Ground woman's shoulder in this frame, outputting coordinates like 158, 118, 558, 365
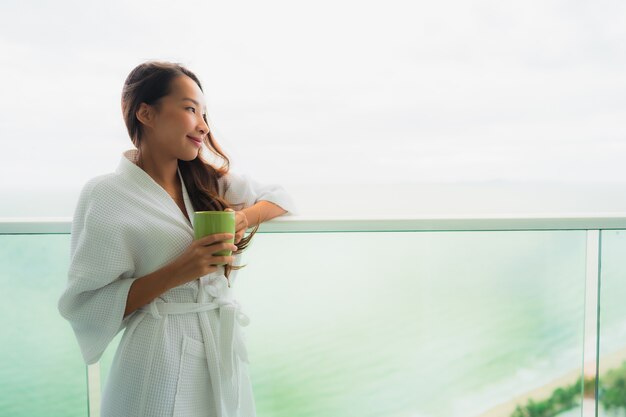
77, 172, 128, 208
71, 173, 139, 234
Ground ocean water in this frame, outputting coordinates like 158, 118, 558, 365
2, 229, 626, 416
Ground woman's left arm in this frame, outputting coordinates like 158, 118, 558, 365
242, 200, 287, 227
222, 171, 297, 244
227, 201, 287, 244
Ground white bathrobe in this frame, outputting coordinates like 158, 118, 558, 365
58, 149, 297, 417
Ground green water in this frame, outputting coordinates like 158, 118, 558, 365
2, 230, 626, 416
0, 234, 86, 417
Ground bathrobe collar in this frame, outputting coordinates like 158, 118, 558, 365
116, 148, 195, 231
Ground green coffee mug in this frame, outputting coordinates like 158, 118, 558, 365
193, 211, 236, 264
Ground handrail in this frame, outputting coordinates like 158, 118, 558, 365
2, 214, 626, 234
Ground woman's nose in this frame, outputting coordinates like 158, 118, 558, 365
198, 115, 210, 135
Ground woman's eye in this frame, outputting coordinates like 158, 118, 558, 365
186, 107, 196, 113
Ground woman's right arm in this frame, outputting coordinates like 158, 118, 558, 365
123, 233, 238, 317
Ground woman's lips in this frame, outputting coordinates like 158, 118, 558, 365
187, 135, 202, 146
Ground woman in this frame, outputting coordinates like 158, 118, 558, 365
58, 61, 297, 417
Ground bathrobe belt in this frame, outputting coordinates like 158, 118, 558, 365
139, 284, 250, 416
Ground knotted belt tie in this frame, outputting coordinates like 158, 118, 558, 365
140, 282, 250, 416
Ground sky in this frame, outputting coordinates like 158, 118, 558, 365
1, 0, 625, 216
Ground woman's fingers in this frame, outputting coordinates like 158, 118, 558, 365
199, 232, 233, 245
224, 208, 245, 244
211, 255, 235, 265
205, 241, 237, 253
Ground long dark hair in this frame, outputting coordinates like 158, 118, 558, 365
121, 60, 259, 279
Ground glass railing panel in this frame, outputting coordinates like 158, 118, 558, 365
598, 230, 626, 416
232, 231, 588, 417
0, 234, 86, 417
105, 230, 591, 417
2, 229, 589, 417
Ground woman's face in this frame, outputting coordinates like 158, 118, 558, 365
147, 75, 210, 161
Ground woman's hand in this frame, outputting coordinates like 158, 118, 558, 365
224, 208, 248, 244
124, 233, 237, 316
169, 233, 238, 286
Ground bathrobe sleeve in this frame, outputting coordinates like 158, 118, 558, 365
223, 171, 298, 215
58, 178, 136, 364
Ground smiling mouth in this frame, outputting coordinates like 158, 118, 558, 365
187, 135, 202, 144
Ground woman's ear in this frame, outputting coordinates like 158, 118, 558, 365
136, 103, 155, 128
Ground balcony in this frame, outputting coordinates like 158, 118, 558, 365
1, 215, 626, 417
